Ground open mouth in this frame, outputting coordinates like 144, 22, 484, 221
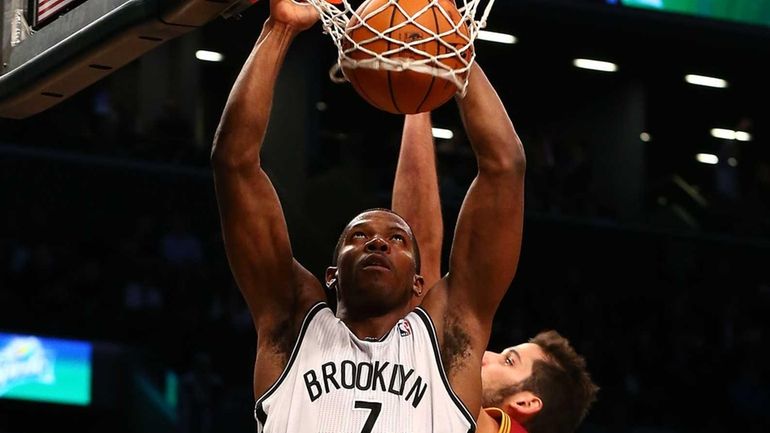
361, 254, 391, 271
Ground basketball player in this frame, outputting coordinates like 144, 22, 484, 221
393, 112, 598, 433
211, 0, 524, 431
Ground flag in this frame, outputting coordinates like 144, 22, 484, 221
37, 0, 81, 24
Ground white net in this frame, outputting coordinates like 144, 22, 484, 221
305, 0, 496, 97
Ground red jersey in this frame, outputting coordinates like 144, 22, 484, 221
483, 407, 528, 433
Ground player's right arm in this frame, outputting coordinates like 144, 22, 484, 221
210, 2, 323, 396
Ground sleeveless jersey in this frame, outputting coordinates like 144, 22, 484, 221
255, 302, 476, 433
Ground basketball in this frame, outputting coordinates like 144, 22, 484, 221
342, 0, 473, 114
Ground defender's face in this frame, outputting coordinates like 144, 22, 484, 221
481, 343, 546, 406
335, 211, 418, 313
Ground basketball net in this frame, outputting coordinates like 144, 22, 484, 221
304, 0, 496, 97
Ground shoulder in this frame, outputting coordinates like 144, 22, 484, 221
254, 301, 330, 398
261, 300, 330, 361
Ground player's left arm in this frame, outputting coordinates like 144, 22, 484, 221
392, 112, 443, 289
422, 63, 525, 384
445, 63, 525, 323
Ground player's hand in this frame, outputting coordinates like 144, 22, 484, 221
270, 0, 319, 31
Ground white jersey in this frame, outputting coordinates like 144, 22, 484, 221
255, 302, 476, 433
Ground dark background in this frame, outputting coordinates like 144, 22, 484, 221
1, 0, 769, 432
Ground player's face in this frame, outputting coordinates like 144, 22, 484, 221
335, 211, 419, 313
481, 343, 546, 406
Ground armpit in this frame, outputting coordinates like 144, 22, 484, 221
441, 315, 472, 376
266, 314, 299, 364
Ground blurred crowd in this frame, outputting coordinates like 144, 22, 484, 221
1, 86, 769, 433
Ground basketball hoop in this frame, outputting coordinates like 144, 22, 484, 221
305, 0, 496, 98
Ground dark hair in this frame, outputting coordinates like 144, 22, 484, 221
332, 208, 421, 274
516, 330, 599, 433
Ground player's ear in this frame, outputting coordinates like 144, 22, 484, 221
412, 274, 425, 297
325, 267, 339, 289
505, 391, 542, 422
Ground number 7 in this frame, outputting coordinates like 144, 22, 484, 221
354, 400, 382, 433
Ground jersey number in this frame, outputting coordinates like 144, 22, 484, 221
354, 400, 382, 433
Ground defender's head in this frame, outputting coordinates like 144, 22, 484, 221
481, 330, 599, 433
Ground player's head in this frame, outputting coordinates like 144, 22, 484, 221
326, 209, 423, 317
481, 330, 598, 433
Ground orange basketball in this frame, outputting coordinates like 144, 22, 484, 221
343, 0, 472, 114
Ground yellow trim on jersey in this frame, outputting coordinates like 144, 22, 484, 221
484, 407, 512, 433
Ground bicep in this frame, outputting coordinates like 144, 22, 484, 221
446, 168, 525, 318
213, 164, 300, 322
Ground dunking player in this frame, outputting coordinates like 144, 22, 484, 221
211, 0, 524, 431
393, 113, 598, 433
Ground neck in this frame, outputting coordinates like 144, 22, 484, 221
336, 305, 410, 341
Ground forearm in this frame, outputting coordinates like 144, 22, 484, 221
392, 113, 443, 286
210, 16, 311, 324
456, 63, 525, 174
211, 18, 301, 167
444, 63, 525, 318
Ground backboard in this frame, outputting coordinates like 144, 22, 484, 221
0, 0, 258, 119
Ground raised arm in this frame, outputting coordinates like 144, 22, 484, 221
211, 3, 323, 345
392, 112, 444, 289
448, 62, 525, 318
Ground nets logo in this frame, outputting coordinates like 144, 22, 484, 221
397, 319, 412, 337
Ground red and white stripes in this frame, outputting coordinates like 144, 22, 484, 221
37, 0, 80, 23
